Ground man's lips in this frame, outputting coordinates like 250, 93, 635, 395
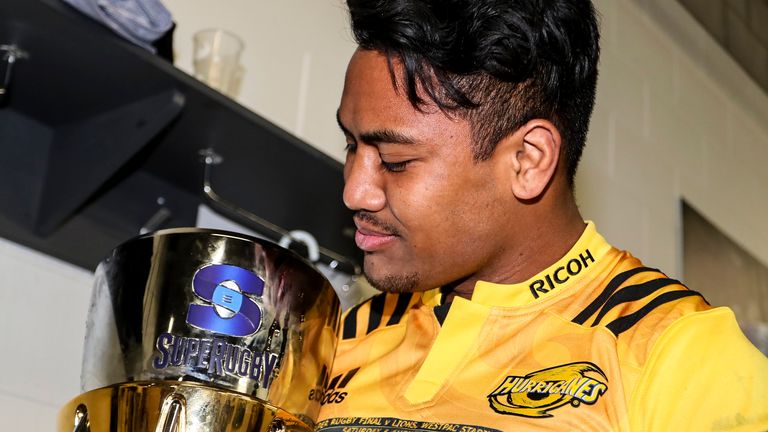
354, 224, 397, 252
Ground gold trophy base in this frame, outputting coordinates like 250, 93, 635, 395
58, 381, 312, 432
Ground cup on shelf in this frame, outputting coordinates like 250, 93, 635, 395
193, 29, 244, 98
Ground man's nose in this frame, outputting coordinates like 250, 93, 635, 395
343, 149, 386, 212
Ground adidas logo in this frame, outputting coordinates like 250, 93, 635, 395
308, 366, 360, 405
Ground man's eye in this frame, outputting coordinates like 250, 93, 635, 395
344, 142, 357, 152
381, 160, 411, 173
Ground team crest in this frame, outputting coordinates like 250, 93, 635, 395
487, 362, 608, 418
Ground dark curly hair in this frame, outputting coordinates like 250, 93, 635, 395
347, 0, 600, 185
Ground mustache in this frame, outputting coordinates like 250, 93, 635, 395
353, 211, 401, 236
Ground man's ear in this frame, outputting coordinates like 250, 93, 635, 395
507, 120, 562, 200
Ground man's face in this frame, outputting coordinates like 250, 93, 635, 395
338, 49, 512, 292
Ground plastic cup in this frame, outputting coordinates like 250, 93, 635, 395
193, 29, 244, 96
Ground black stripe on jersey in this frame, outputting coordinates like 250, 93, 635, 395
337, 367, 360, 388
590, 278, 680, 326
342, 301, 365, 340
317, 365, 328, 387
572, 266, 658, 325
327, 373, 342, 390
386, 292, 414, 326
433, 302, 452, 326
343, 293, 417, 340
605, 290, 704, 336
366, 293, 387, 334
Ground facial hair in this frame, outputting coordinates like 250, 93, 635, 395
365, 271, 421, 293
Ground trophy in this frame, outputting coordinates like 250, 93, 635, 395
57, 228, 340, 431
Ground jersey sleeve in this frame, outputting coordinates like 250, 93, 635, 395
628, 307, 768, 431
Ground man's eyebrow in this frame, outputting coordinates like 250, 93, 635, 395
336, 110, 350, 136
336, 110, 416, 145
360, 129, 416, 145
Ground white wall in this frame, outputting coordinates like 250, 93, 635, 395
579, 0, 768, 280
163, 0, 357, 162
0, 238, 92, 430
2, 0, 767, 429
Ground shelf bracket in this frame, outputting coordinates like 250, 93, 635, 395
34, 89, 185, 235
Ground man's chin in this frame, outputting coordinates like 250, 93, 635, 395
364, 270, 421, 293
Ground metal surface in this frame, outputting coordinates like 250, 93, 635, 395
199, 148, 360, 276
58, 382, 313, 432
0, 44, 28, 98
63, 228, 339, 431
73, 404, 89, 432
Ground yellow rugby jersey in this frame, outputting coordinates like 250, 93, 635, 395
315, 222, 768, 431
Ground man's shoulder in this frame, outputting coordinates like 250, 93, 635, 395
338, 291, 419, 341
569, 254, 713, 357
627, 306, 768, 430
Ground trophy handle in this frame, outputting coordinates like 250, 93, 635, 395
155, 394, 186, 432
73, 404, 89, 432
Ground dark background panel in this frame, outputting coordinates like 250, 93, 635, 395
0, 0, 358, 271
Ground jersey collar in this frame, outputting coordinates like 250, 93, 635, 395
422, 221, 612, 309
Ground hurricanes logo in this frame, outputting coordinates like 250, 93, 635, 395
487, 362, 608, 418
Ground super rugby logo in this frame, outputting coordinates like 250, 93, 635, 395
488, 362, 608, 418
186, 264, 264, 336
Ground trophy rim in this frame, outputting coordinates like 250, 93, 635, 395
59, 380, 315, 431
103, 227, 324, 277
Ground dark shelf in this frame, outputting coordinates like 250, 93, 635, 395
0, 0, 358, 270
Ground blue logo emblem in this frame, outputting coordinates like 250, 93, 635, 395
186, 264, 264, 337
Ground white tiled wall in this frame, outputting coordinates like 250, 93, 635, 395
0, 237, 92, 430
580, 0, 768, 278
2, 0, 767, 429
162, 0, 356, 163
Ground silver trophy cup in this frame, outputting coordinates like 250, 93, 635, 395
58, 228, 340, 432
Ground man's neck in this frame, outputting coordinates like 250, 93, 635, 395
443, 196, 586, 303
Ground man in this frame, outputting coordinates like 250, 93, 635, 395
315, 0, 768, 430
